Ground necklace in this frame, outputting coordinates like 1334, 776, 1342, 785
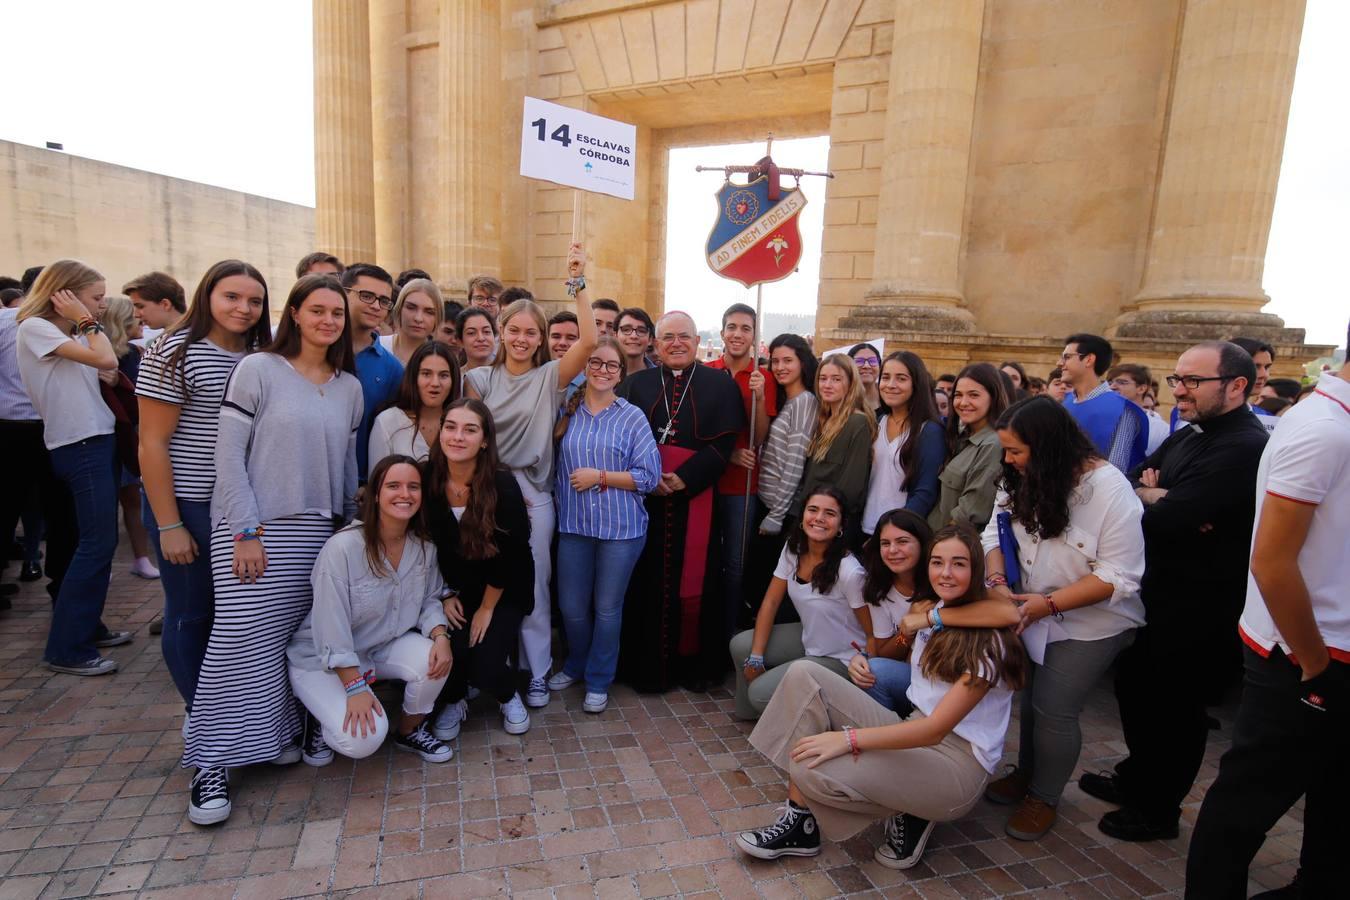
447, 481, 470, 503
658, 368, 693, 444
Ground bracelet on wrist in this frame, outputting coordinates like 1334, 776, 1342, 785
158, 521, 185, 533
745, 654, 766, 671
930, 608, 945, 632
842, 725, 861, 757
565, 275, 587, 298
234, 526, 264, 542
1045, 594, 1064, 621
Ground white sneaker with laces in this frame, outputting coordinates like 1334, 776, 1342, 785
130, 556, 161, 579
525, 676, 550, 708
433, 699, 469, 741
501, 693, 531, 735
583, 692, 608, 714
546, 671, 576, 692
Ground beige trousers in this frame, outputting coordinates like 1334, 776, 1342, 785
749, 660, 991, 840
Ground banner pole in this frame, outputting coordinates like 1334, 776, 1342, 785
571, 190, 584, 243
738, 280, 764, 626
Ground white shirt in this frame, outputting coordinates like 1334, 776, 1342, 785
981, 465, 1146, 643
773, 548, 868, 662
905, 621, 1015, 773
1238, 372, 1350, 662
368, 406, 431, 466
848, 586, 913, 640
16, 317, 115, 449
1145, 410, 1170, 455
862, 422, 908, 535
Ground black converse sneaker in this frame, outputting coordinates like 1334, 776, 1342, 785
874, 812, 935, 870
393, 721, 454, 763
736, 801, 822, 860
188, 766, 231, 826
301, 713, 334, 767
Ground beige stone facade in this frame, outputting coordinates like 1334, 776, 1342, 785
315, 0, 1331, 387
0, 141, 315, 311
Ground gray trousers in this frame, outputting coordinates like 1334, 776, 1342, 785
729, 624, 849, 721
1020, 629, 1136, 804
749, 661, 990, 840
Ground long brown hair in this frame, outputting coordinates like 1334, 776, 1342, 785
356, 454, 431, 577
554, 336, 623, 440
809, 354, 876, 461
424, 398, 503, 560
147, 260, 272, 393
265, 274, 355, 375
390, 340, 461, 419
918, 523, 1026, 690
879, 351, 941, 485
943, 362, 1009, 457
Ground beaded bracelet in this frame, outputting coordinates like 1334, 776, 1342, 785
842, 725, 860, 757
158, 521, 185, 533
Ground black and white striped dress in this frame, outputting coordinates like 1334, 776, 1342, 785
182, 353, 363, 769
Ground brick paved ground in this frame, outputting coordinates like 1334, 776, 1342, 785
0, 539, 1303, 899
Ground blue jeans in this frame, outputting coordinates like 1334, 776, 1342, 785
556, 533, 644, 693
143, 496, 215, 709
717, 492, 760, 639
45, 434, 118, 666
864, 657, 914, 715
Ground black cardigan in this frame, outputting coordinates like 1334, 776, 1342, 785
425, 468, 535, 615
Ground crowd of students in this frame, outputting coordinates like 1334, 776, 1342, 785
0, 252, 1344, 898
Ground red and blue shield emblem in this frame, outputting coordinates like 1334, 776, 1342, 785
705, 176, 807, 288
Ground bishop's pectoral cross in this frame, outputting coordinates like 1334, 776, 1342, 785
658, 420, 676, 445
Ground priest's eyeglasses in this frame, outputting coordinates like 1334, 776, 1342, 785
587, 358, 622, 374
1165, 374, 1233, 390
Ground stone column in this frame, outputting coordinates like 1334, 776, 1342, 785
1112, 0, 1306, 339
369, 0, 408, 275
439, 0, 502, 293
313, 0, 376, 265
861, 0, 985, 333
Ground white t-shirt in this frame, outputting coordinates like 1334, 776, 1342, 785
905, 620, 1015, 773
1145, 410, 1170, 455
16, 316, 115, 449
862, 423, 908, 535
848, 586, 914, 640
368, 406, 431, 467
773, 547, 868, 662
1238, 372, 1350, 661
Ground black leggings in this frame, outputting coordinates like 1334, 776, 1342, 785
443, 600, 524, 705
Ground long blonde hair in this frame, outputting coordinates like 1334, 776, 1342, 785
809, 354, 876, 461
100, 295, 136, 359
16, 259, 104, 322
493, 298, 551, 369
392, 278, 444, 334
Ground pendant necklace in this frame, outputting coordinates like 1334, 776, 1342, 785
658, 369, 692, 444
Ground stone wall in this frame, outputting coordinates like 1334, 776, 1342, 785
0, 141, 314, 307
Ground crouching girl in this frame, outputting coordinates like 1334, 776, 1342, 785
287, 455, 454, 764
738, 523, 1026, 870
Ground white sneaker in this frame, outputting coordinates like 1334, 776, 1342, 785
130, 557, 161, 579
433, 699, 469, 741
525, 677, 550, 708
501, 693, 531, 735
271, 744, 302, 766
546, 671, 576, 691
583, 692, 608, 714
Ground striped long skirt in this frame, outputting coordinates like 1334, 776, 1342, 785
181, 513, 334, 769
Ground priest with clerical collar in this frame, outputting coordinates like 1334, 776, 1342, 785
616, 311, 745, 692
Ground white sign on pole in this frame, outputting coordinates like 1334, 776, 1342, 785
822, 338, 885, 359
519, 97, 637, 201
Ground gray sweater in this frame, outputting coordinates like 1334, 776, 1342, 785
213, 352, 363, 532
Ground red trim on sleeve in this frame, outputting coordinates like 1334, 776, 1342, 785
1239, 625, 1272, 658
1314, 389, 1350, 416
1265, 490, 1319, 506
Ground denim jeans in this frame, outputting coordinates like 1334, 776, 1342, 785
45, 434, 118, 666
864, 657, 914, 716
143, 496, 214, 709
717, 492, 760, 641
556, 533, 645, 693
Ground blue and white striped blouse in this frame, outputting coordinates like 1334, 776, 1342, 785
555, 397, 662, 540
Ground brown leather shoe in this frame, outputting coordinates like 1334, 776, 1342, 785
1005, 796, 1057, 841
984, 768, 1030, 805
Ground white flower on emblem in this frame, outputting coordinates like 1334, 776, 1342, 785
768, 234, 790, 267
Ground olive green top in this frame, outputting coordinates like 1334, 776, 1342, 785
929, 425, 1002, 532
790, 412, 874, 532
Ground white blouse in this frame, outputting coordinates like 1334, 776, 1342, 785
368, 406, 431, 466
980, 464, 1146, 644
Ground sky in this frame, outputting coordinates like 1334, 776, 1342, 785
1, 0, 1343, 348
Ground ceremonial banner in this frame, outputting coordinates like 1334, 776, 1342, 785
705, 174, 807, 288
519, 97, 636, 200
